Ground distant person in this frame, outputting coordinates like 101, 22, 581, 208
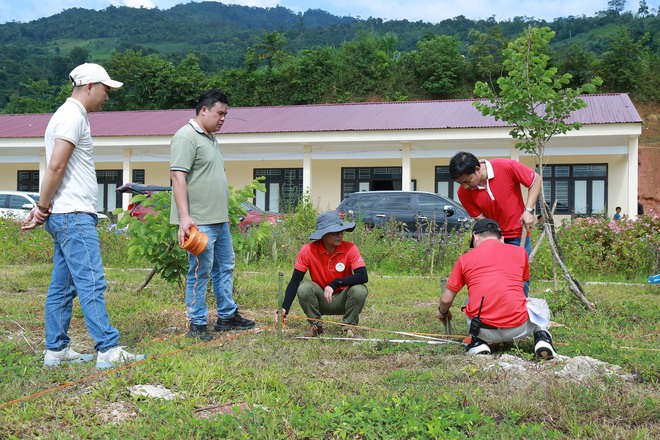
449, 151, 542, 296
613, 206, 622, 221
280, 210, 368, 338
22, 63, 145, 369
436, 218, 557, 359
170, 89, 255, 342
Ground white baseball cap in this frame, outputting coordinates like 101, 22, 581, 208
69, 63, 123, 89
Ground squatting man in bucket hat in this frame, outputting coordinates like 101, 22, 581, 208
279, 210, 369, 338
436, 218, 557, 359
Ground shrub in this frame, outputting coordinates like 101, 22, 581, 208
558, 212, 660, 280
234, 201, 472, 276
0, 218, 53, 265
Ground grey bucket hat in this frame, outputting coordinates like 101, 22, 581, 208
309, 210, 356, 240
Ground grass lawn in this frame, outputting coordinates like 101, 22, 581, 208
0, 264, 658, 439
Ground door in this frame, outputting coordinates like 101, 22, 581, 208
415, 193, 449, 234
373, 193, 414, 232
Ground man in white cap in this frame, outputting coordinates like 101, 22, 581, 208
436, 218, 556, 359
279, 210, 369, 338
23, 63, 145, 369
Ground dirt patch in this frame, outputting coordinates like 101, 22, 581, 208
95, 400, 139, 425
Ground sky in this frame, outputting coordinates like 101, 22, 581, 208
0, 0, 644, 25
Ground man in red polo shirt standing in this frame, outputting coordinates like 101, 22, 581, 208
280, 210, 368, 338
449, 151, 542, 297
436, 218, 556, 359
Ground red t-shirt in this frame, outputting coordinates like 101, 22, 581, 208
294, 240, 366, 292
446, 239, 529, 328
458, 158, 536, 239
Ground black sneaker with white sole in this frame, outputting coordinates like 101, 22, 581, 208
214, 312, 256, 332
466, 337, 491, 355
533, 330, 557, 360
187, 324, 213, 341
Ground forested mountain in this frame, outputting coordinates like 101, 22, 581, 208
0, 1, 658, 113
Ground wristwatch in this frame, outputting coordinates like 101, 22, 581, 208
525, 207, 534, 213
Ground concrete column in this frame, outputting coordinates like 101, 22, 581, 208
628, 136, 639, 220
510, 143, 520, 161
303, 144, 312, 196
122, 148, 132, 210
401, 143, 411, 191
38, 154, 46, 188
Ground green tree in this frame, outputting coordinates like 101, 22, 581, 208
245, 31, 290, 73
332, 31, 396, 101
406, 34, 466, 98
555, 43, 597, 88
474, 26, 602, 310
3, 79, 60, 114
279, 46, 337, 104
153, 53, 210, 109
105, 49, 175, 110
597, 27, 651, 98
608, 0, 627, 14
466, 28, 506, 87
68, 46, 90, 66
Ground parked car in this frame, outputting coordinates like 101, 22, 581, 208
116, 183, 171, 221
336, 190, 472, 236
0, 190, 41, 221
238, 200, 280, 231
0, 190, 108, 222
116, 183, 279, 231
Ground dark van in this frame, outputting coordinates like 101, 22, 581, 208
336, 190, 471, 236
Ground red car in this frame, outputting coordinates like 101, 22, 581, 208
237, 200, 280, 231
116, 183, 279, 230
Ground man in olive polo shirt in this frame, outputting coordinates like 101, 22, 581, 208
170, 89, 255, 341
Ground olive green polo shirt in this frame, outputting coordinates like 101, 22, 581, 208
170, 120, 229, 225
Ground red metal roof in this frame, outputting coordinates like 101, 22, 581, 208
0, 94, 642, 139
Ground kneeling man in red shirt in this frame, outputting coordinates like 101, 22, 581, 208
437, 218, 556, 359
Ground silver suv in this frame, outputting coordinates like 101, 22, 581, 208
337, 190, 472, 236
0, 191, 41, 221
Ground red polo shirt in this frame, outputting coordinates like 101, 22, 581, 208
294, 240, 365, 292
458, 158, 536, 239
446, 239, 529, 328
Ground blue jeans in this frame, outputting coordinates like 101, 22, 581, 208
185, 222, 237, 325
44, 213, 120, 352
504, 235, 531, 297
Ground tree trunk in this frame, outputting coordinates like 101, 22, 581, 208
136, 267, 158, 293
539, 194, 595, 311
135, 241, 184, 292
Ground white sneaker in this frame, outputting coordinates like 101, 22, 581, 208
534, 340, 557, 360
466, 337, 492, 355
533, 330, 557, 360
44, 347, 94, 366
96, 346, 146, 369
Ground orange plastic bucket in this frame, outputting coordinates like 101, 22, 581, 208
180, 226, 208, 256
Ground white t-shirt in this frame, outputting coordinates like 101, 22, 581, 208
44, 98, 98, 214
